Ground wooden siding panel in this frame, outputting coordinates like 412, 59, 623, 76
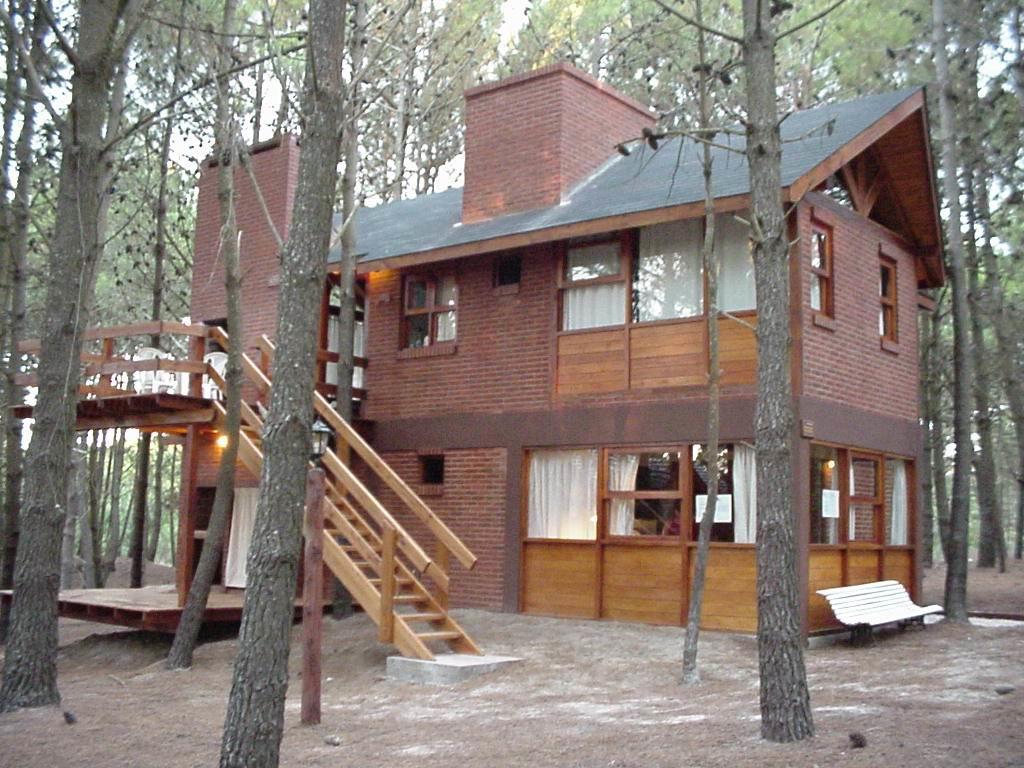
687, 546, 757, 632
718, 316, 757, 386
557, 330, 627, 394
629, 323, 706, 389
882, 549, 913, 590
808, 549, 844, 630
601, 545, 683, 624
847, 549, 880, 586
522, 542, 598, 618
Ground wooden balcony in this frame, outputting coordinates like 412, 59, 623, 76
12, 320, 370, 431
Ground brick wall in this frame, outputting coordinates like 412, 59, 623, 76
798, 192, 920, 421
371, 448, 508, 609
462, 63, 654, 223
191, 136, 299, 358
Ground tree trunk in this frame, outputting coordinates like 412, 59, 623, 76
167, 0, 242, 671
932, 0, 973, 623
128, 432, 151, 587
0, 1, 44, 644
78, 447, 98, 590
330, 0, 367, 621
918, 308, 935, 568
102, 428, 127, 580
0, 0, 138, 712
965, 199, 1005, 571
219, 0, 346, 762
682, 0, 718, 686
146, 438, 165, 562
61, 452, 85, 590
741, 0, 814, 742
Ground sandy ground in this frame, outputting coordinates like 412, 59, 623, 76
0, 604, 1021, 766
922, 557, 1024, 615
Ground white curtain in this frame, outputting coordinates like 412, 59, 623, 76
527, 449, 598, 539
326, 314, 339, 386
563, 283, 625, 330
635, 219, 703, 321
608, 454, 640, 535
224, 487, 259, 588
716, 213, 756, 312
889, 459, 908, 545
733, 444, 757, 543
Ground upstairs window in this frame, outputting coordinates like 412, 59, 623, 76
561, 240, 626, 331
402, 274, 457, 348
715, 214, 756, 312
493, 253, 522, 288
809, 225, 834, 317
879, 258, 897, 342
633, 220, 703, 322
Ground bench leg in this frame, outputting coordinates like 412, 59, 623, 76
850, 624, 874, 647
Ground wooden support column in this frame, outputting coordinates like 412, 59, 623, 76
301, 467, 326, 726
175, 425, 201, 607
434, 541, 450, 611
379, 527, 396, 643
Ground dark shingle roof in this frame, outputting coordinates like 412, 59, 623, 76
341, 88, 920, 267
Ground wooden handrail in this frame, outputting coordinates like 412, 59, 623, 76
17, 320, 206, 353
255, 333, 475, 570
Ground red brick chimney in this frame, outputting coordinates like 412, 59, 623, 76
461, 62, 655, 224
191, 134, 300, 353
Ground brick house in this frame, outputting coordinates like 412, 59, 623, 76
186, 62, 943, 635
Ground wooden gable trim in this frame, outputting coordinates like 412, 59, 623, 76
784, 90, 926, 204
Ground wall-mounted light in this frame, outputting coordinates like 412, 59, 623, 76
310, 417, 331, 463
215, 433, 229, 449
825, 459, 836, 470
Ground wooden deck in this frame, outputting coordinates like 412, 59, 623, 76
0, 585, 304, 633
11, 393, 216, 432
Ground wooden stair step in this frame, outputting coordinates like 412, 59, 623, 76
394, 594, 429, 604
368, 577, 413, 586
400, 612, 445, 622
415, 631, 462, 642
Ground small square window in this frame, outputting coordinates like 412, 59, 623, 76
494, 254, 522, 287
419, 455, 445, 485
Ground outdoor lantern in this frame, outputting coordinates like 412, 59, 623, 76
310, 417, 331, 462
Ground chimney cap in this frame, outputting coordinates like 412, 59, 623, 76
464, 61, 654, 123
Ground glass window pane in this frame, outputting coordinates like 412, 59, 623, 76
620, 498, 680, 536
563, 282, 626, 330
565, 242, 620, 281
407, 279, 428, 310
811, 230, 826, 270
527, 449, 598, 539
851, 457, 877, 498
810, 276, 822, 311
810, 445, 839, 545
849, 502, 876, 542
716, 214, 756, 312
437, 276, 457, 307
609, 452, 680, 492
406, 314, 429, 348
880, 265, 891, 298
635, 220, 703, 321
436, 310, 456, 342
885, 458, 909, 545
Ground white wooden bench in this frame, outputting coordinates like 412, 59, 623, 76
816, 580, 942, 644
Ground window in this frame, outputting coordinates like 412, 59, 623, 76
560, 240, 626, 331
526, 449, 598, 539
690, 443, 757, 543
633, 221, 703, 322
809, 225, 833, 317
849, 455, 881, 542
879, 258, 897, 341
419, 455, 445, 485
605, 450, 683, 537
402, 274, 457, 348
493, 254, 521, 288
809, 445, 840, 544
715, 215, 756, 312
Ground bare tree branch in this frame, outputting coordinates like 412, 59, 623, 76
652, 0, 743, 45
777, 0, 849, 41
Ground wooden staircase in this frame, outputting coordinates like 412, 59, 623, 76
207, 328, 481, 660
